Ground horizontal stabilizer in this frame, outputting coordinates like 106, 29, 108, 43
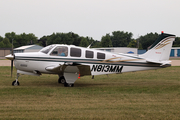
146, 59, 171, 66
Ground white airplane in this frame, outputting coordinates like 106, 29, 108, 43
5, 32, 175, 87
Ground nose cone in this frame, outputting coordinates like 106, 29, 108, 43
5, 54, 15, 60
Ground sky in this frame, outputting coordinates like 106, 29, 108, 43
0, 0, 180, 40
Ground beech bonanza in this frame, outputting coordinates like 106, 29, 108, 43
5, 32, 175, 87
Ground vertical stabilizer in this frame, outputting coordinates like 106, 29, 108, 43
140, 32, 175, 62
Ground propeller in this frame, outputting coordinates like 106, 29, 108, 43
5, 39, 15, 77
5, 38, 15, 78
11, 39, 14, 77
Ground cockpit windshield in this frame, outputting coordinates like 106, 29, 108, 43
39, 45, 55, 54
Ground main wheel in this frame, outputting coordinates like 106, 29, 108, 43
58, 76, 66, 84
64, 82, 74, 87
12, 80, 20, 86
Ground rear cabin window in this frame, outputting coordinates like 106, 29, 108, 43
97, 52, 105, 59
70, 47, 81, 57
85, 50, 94, 58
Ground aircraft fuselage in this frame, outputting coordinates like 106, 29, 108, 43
14, 44, 163, 76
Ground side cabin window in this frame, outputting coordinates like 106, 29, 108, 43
97, 52, 105, 59
50, 46, 68, 57
70, 47, 81, 57
85, 50, 94, 58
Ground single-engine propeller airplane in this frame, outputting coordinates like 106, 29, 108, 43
5, 32, 175, 87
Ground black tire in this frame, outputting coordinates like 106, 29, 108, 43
64, 82, 74, 87
64, 82, 68, 87
58, 76, 66, 84
12, 80, 20, 86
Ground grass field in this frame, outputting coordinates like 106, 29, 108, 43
0, 66, 180, 119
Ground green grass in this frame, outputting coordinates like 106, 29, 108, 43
0, 66, 180, 119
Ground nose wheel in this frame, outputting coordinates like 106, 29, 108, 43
12, 73, 20, 86
12, 80, 20, 86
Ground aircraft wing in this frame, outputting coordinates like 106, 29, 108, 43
76, 64, 91, 76
45, 63, 91, 76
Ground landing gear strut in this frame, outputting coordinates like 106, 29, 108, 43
62, 66, 79, 87
12, 73, 20, 86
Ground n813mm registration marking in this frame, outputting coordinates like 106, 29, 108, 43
91, 65, 123, 72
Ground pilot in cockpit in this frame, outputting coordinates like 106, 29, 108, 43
58, 48, 66, 56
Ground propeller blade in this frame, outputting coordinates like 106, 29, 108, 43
11, 60, 13, 78
12, 39, 14, 55
11, 39, 14, 77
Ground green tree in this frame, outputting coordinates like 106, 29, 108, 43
46, 32, 98, 47
12, 33, 37, 48
90, 41, 101, 48
127, 40, 137, 48
127, 39, 143, 49
0, 41, 5, 48
111, 31, 133, 47
2, 38, 12, 48
47, 32, 75, 45
72, 33, 81, 46
38, 36, 48, 47
86, 37, 94, 46
79, 37, 89, 47
26, 33, 38, 45
139, 32, 159, 49
0, 38, 12, 48
5, 32, 16, 43
173, 37, 180, 47
0, 36, 3, 42
5, 32, 38, 48
101, 34, 112, 47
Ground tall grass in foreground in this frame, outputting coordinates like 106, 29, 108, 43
0, 66, 180, 119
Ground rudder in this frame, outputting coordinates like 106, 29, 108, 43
140, 32, 175, 62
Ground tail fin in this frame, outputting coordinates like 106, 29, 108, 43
140, 32, 175, 63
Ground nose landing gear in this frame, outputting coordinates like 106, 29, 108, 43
12, 73, 20, 86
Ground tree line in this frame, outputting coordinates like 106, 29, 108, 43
0, 31, 180, 49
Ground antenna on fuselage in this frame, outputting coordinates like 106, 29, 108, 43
87, 41, 93, 48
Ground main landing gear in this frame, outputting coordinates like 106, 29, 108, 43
58, 76, 66, 84
12, 73, 20, 86
58, 76, 74, 87
58, 66, 79, 87
12, 65, 79, 87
